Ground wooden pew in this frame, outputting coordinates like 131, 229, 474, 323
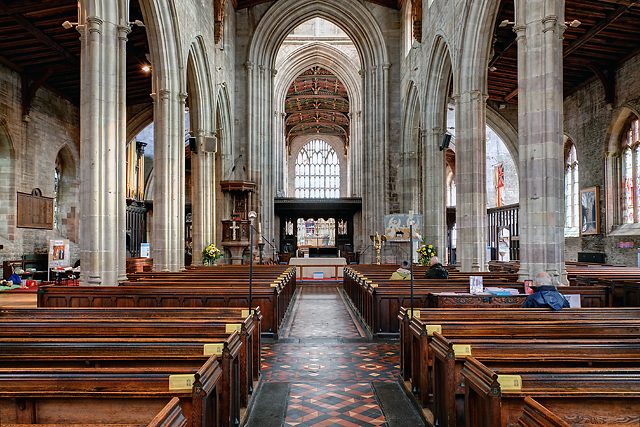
36, 284, 288, 337
344, 267, 612, 336
517, 397, 570, 427
429, 332, 640, 427
0, 318, 245, 427
0, 397, 189, 427
0, 306, 262, 389
404, 308, 640, 408
462, 357, 640, 427
0, 355, 222, 427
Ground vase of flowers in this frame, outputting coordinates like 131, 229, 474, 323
203, 243, 222, 266
417, 239, 436, 266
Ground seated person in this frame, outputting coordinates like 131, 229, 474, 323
521, 272, 569, 310
423, 256, 449, 279
389, 261, 412, 280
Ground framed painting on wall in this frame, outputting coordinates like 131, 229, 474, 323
580, 186, 600, 235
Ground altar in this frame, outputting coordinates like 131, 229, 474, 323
289, 257, 347, 279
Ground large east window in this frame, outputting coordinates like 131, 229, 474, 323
622, 118, 640, 223
294, 139, 340, 198
565, 143, 579, 229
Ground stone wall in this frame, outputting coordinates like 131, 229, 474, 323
563, 51, 640, 266
0, 65, 80, 265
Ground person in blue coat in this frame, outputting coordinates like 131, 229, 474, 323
521, 272, 569, 310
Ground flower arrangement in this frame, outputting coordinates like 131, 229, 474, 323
203, 243, 222, 265
417, 239, 436, 266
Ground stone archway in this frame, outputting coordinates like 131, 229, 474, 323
139, 0, 187, 271
421, 35, 452, 266
0, 120, 15, 242
274, 41, 363, 199
244, 0, 390, 252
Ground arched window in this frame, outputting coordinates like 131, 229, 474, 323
294, 139, 340, 198
54, 160, 61, 230
565, 143, 579, 229
622, 117, 640, 223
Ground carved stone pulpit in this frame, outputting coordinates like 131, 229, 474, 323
220, 181, 256, 265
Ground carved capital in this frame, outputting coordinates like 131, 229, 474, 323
245, 61, 254, 71
158, 89, 172, 100
86, 17, 103, 34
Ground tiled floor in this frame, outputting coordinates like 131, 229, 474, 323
261, 285, 401, 427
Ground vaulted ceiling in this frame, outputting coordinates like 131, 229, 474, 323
285, 66, 350, 146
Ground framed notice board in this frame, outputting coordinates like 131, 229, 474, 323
17, 191, 54, 229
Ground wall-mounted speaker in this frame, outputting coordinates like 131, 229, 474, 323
439, 133, 451, 151
203, 136, 217, 153
188, 137, 197, 153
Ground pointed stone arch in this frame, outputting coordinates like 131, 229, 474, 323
245, 0, 390, 252
274, 41, 362, 199
139, 0, 187, 271
0, 119, 16, 241
55, 144, 79, 243
215, 85, 234, 249
421, 35, 452, 264
453, 0, 502, 271
604, 104, 640, 232
186, 35, 216, 266
486, 105, 519, 167
401, 81, 421, 213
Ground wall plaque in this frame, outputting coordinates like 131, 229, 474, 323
17, 191, 53, 229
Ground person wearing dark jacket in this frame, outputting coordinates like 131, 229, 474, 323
521, 272, 569, 310
423, 256, 449, 279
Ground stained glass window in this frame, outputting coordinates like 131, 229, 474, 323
564, 144, 579, 228
54, 163, 60, 230
622, 118, 640, 224
295, 139, 340, 198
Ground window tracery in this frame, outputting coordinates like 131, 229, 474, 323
565, 143, 579, 229
294, 139, 340, 198
622, 118, 640, 223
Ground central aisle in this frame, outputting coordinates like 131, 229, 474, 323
248, 284, 425, 427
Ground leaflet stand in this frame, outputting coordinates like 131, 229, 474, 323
48, 239, 70, 282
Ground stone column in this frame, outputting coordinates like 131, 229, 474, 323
515, 0, 566, 284
422, 128, 446, 262
151, 89, 186, 271
454, 91, 488, 272
78, 3, 129, 285
191, 129, 215, 266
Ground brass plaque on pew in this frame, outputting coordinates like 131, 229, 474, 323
425, 325, 442, 336
241, 309, 253, 317
204, 343, 224, 356
497, 375, 522, 391
407, 309, 420, 318
453, 344, 471, 357
169, 374, 196, 390
226, 323, 242, 333
271, 281, 279, 287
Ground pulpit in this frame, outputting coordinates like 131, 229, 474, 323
220, 180, 256, 265
221, 220, 251, 264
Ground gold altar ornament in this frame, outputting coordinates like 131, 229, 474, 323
370, 232, 387, 265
